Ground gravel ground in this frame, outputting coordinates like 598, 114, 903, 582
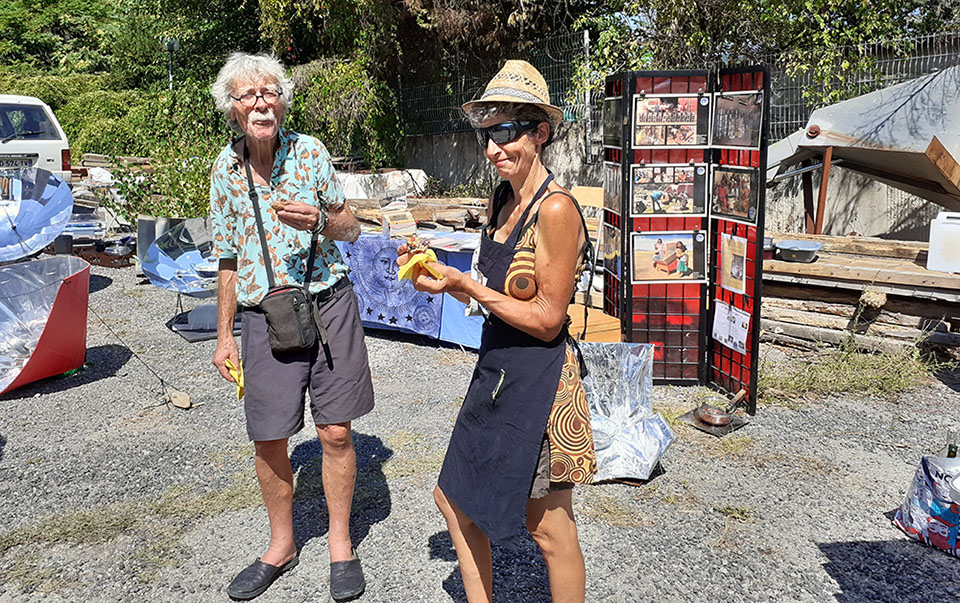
1, 264, 960, 603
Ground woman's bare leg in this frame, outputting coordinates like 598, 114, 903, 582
526, 488, 585, 603
434, 485, 493, 603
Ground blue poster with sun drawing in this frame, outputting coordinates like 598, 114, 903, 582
339, 235, 442, 339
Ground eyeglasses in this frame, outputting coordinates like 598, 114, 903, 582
230, 89, 283, 107
474, 120, 538, 147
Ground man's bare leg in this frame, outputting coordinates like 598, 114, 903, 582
316, 421, 356, 562
254, 438, 298, 567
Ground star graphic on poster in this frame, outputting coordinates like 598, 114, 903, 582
348, 237, 442, 338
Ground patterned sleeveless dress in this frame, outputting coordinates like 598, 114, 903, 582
504, 200, 597, 484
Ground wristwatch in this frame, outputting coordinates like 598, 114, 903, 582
311, 209, 328, 234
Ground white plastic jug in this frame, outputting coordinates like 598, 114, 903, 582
927, 212, 960, 274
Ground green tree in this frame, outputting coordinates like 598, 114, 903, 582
576, 0, 960, 99
0, 0, 113, 71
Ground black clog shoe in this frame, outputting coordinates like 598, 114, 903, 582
227, 556, 300, 600
330, 549, 365, 602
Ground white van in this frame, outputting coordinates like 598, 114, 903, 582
0, 95, 71, 183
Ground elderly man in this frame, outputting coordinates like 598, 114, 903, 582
209, 52, 373, 602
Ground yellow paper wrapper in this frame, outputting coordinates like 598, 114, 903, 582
398, 250, 444, 280
225, 358, 244, 401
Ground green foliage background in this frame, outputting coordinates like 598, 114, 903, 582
1, 0, 959, 216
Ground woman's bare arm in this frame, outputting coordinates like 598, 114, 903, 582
413, 192, 584, 341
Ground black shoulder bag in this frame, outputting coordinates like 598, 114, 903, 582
244, 140, 319, 353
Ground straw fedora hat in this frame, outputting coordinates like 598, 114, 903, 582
462, 60, 564, 126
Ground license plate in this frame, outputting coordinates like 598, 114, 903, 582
0, 158, 34, 169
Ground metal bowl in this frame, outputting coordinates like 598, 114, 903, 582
104, 245, 132, 256
775, 240, 823, 263
694, 403, 734, 426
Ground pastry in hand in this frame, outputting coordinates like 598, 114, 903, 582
406, 234, 431, 254
398, 236, 443, 281
270, 200, 289, 212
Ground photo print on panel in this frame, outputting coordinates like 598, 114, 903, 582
711, 91, 763, 149
630, 230, 707, 284
632, 94, 710, 149
711, 165, 760, 224
629, 163, 708, 217
602, 222, 622, 277
603, 97, 623, 149
719, 233, 748, 294
603, 161, 622, 215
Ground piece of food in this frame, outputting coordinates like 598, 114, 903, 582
398, 246, 444, 281
270, 200, 289, 212
406, 234, 431, 254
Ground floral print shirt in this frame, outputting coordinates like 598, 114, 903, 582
209, 128, 349, 306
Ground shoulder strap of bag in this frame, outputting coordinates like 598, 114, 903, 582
242, 138, 318, 295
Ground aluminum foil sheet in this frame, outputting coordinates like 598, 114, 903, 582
0, 257, 85, 391
580, 341, 675, 482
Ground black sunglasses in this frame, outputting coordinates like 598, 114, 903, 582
475, 120, 539, 147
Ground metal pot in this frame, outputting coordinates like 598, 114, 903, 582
694, 403, 734, 426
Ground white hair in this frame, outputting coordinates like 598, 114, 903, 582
211, 52, 295, 132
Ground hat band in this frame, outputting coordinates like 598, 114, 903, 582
480, 86, 549, 106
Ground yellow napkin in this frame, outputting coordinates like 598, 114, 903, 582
225, 358, 244, 401
398, 250, 444, 280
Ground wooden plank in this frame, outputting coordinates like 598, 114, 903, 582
567, 304, 621, 342
571, 186, 603, 209
763, 272, 960, 303
574, 290, 604, 309
760, 319, 908, 354
760, 331, 823, 351
762, 284, 960, 328
763, 258, 960, 290
761, 297, 950, 330
926, 135, 960, 194
760, 306, 927, 340
768, 231, 928, 260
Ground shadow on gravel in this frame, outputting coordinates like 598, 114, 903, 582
934, 366, 960, 393
429, 531, 551, 602
89, 274, 113, 294
0, 434, 5, 461
289, 432, 392, 553
820, 539, 960, 602
0, 344, 133, 401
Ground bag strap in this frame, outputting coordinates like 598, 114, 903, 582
242, 138, 318, 295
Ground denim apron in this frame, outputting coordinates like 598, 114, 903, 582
437, 175, 570, 547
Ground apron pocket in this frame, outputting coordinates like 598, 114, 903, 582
464, 367, 509, 421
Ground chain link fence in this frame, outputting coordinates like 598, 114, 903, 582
399, 31, 591, 137
401, 29, 960, 172
755, 32, 960, 142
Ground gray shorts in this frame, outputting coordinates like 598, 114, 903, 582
240, 281, 375, 441
529, 434, 575, 499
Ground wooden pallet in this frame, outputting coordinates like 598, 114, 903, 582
567, 303, 621, 342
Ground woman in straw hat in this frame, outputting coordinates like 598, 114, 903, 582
398, 60, 596, 602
